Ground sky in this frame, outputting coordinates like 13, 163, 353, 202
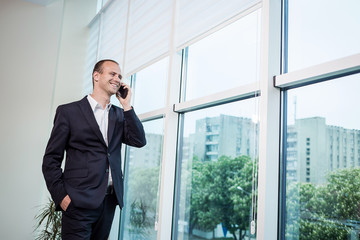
287, 74, 360, 130
288, 0, 360, 72
286, 0, 360, 130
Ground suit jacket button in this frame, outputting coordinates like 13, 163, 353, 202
106, 169, 109, 173
108, 153, 110, 157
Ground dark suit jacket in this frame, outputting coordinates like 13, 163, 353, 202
42, 96, 146, 210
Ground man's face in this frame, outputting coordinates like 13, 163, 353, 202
93, 61, 122, 96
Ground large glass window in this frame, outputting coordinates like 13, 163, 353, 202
132, 58, 168, 114
173, 99, 259, 240
287, 0, 360, 71
120, 119, 164, 240
283, 75, 360, 239
184, 10, 261, 101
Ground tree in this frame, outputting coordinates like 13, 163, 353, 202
189, 157, 218, 234
229, 156, 257, 239
286, 168, 360, 239
128, 166, 160, 238
190, 155, 256, 239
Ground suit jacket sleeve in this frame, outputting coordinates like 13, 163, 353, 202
122, 108, 146, 147
42, 105, 69, 208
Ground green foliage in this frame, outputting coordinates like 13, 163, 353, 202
129, 166, 160, 210
286, 168, 360, 239
34, 198, 61, 240
129, 199, 153, 238
128, 166, 160, 235
190, 155, 256, 240
126, 155, 257, 239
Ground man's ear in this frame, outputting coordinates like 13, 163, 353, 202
93, 72, 99, 82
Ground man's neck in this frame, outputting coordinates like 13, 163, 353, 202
90, 92, 110, 109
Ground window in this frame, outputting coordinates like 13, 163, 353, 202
287, 0, 360, 71
172, 12, 261, 237
284, 75, 360, 239
183, 10, 261, 101
132, 58, 168, 114
82, 0, 359, 239
120, 119, 164, 240
173, 98, 259, 239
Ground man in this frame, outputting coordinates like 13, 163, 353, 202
42, 59, 146, 239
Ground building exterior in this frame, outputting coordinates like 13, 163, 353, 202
131, 116, 360, 186
287, 117, 360, 184
192, 114, 258, 162
129, 133, 163, 168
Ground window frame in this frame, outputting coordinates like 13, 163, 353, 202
276, 51, 360, 240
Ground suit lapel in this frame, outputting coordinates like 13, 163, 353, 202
79, 97, 107, 146
108, 106, 117, 145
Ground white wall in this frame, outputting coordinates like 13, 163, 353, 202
0, 0, 96, 238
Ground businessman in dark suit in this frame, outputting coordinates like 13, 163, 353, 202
42, 59, 146, 239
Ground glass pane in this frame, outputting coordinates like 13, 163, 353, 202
174, 98, 259, 239
184, 10, 261, 101
133, 58, 168, 114
284, 75, 360, 239
120, 119, 164, 240
287, 0, 360, 71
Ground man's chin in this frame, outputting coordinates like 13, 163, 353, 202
109, 89, 118, 95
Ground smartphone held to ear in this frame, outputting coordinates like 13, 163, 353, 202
118, 85, 128, 99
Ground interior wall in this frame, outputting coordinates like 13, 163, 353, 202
0, 0, 96, 238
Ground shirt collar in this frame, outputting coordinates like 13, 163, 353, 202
87, 95, 112, 112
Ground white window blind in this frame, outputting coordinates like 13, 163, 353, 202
98, 0, 128, 68
124, 0, 173, 75
175, 0, 261, 49
85, 0, 261, 81
83, 18, 100, 95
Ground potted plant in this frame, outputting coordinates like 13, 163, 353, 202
34, 198, 61, 240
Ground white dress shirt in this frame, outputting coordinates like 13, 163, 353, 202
87, 95, 113, 186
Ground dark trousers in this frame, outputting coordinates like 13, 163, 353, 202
61, 193, 117, 240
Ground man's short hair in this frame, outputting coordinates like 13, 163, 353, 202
92, 59, 120, 87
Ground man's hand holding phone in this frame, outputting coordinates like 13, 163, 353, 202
116, 83, 132, 111
118, 85, 128, 99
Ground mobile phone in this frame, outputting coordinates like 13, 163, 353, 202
118, 85, 128, 99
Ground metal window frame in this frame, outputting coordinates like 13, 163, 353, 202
274, 53, 360, 90
256, 0, 282, 239
173, 83, 261, 114
275, 53, 360, 240
133, 2, 272, 239
89, 0, 360, 239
